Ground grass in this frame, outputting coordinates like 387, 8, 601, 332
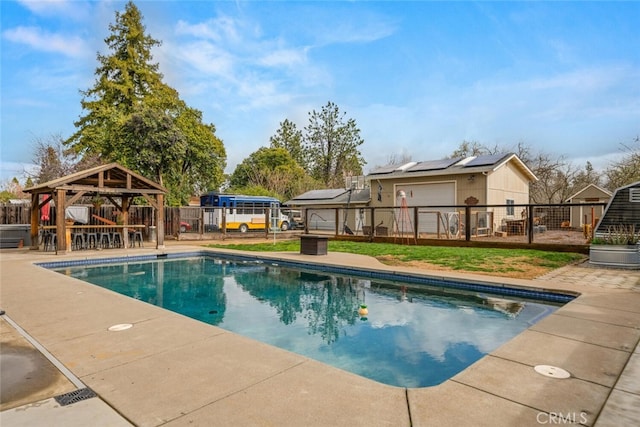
207, 240, 586, 279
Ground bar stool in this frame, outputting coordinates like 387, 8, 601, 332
71, 232, 85, 250
129, 230, 144, 247
111, 231, 123, 248
85, 232, 98, 249
98, 232, 112, 249
43, 232, 57, 251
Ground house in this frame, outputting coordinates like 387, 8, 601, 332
286, 153, 537, 237
367, 153, 537, 236
565, 184, 612, 228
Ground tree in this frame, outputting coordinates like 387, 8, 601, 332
64, 1, 225, 205
229, 147, 315, 200
526, 152, 575, 204
269, 119, 306, 169
570, 161, 602, 192
448, 140, 576, 203
448, 140, 492, 159
304, 101, 365, 188
31, 134, 76, 184
604, 137, 640, 190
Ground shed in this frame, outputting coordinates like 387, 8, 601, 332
23, 163, 168, 253
565, 184, 612, 228
285, 187, 370, 234
594, 181, 640, 236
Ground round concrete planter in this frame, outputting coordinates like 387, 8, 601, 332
589, 244, 640, 269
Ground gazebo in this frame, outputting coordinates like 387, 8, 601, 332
23, 163, 167, 253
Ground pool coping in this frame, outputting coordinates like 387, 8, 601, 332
1, 244, 639, 426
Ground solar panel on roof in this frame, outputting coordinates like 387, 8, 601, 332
406, 157, 462, 172
369, 164, 402, 174
294, 189, 347, 200
463, 154, 508, 167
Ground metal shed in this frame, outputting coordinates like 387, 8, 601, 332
594, 181, 640, 237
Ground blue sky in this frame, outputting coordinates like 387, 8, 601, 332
1, 1, 639, 184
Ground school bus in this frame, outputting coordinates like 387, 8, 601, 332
199, 193, 290, 232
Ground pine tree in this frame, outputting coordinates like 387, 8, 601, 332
304, 102, 365, 188
65, 1, 225, 205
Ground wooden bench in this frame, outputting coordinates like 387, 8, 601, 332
300, 234, 328, 255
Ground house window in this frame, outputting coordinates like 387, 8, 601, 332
506, 199, 515, 216
630, 188, 640, 203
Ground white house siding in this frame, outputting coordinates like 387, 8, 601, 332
487, 162, 530, 229
393, 181, 456, 234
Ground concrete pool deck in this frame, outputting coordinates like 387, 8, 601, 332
1, 243, 639, 426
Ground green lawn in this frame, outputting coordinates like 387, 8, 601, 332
207, 240, 586, 279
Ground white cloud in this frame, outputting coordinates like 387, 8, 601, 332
258, 47, 308, 68
168, 14, 327, 114
17, 0, 90, 21
176, 15, 244, 44
303, 7, 397, 47
175, 40, 236, 77
3, 26, 90, 58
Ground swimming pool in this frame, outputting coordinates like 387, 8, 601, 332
47, 253, 570, 388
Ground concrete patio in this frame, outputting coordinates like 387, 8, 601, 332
1, 243, 639, 426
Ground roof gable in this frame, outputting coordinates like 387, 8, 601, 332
24, 163, 167, 196
565, 184, 612, 202
368, 153, 537, 182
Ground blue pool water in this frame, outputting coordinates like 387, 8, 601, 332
52, 255, 564, 387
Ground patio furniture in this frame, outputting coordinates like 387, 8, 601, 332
129, 230, 144, 247
98, 232, 112, 249
71, 232, 85, 250
85, 232, 98, 249
300, 234, 328, 255
43, 232, 57, 251
111, 231, 123, 248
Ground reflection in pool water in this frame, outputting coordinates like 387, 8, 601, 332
58, 257, 561, 387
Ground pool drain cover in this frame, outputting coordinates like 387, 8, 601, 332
108, 323, 133, 331
54, 388, 97, 406
534, 365, 571, 379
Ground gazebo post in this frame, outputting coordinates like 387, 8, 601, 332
55, 189, 67, 253
122, 196, 130, 249
156, 194, 165, 249
30, 193, 39, 250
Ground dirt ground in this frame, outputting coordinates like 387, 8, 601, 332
376, 256, 569, 280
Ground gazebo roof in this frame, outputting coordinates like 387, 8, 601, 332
24, 163, 167, 197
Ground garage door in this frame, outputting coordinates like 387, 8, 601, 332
397, 182, 456, 234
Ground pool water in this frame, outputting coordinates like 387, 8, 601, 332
56, 256, 561, 387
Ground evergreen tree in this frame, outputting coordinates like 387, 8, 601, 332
304, 101, 365, 188
65, 1, 225, 205
269, 119, 306, 169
